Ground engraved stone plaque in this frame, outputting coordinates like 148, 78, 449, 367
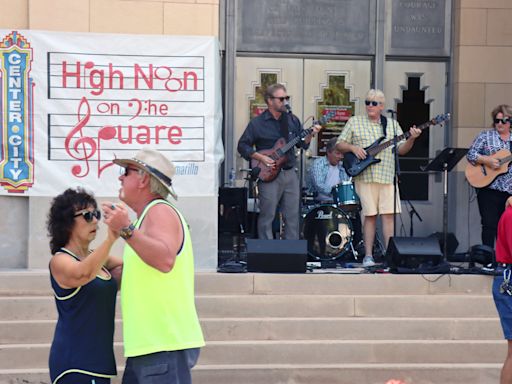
237, 0, 376, 55
388, 0, 450, 56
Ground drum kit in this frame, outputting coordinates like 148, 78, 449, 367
301, 180, 362, 262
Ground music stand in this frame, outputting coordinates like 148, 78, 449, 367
421, 147, 468, 260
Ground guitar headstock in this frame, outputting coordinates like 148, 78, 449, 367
430, 113, 450, 125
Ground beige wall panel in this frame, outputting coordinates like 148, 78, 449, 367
459, 9, 486, 46
164, 3, 218, 36
0, 0, 28, 29
29, 0, 89, 32
487, 9, 512, 46
90, 0, 163, 34
453, 3, 460, 46
485, 84, 512, 116
124, 0, 196, 2
461, 0, 512, 8
458, 46, 512, 83
453, 83, 485, 127
455, 127, 484, 148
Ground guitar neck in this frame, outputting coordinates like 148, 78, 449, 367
271, 114, 332, 160
367, 119, 431, 156
279, 128, 312, 155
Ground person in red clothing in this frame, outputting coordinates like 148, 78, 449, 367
494, 206, 512, 384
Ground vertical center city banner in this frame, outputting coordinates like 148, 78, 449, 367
0, 30, 224, 196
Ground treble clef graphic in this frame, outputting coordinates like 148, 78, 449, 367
65, 97, 97, 178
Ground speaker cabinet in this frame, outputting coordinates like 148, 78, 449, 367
427, 232, 459, 256
218, 187, 248, 234
246, 239, 307, 273
386, 236, 442, 270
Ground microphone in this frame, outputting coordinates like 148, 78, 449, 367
284, 100, 292, 113
250, 167, 261, 180
240, 167, 261, 181
387, 109, 396, 114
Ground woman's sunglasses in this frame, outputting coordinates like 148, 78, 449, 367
74, 209, 101, 223
494, 118, 510, 125
271, 96, 290, 102
365, 100, 381, 107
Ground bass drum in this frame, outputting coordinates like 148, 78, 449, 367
301, 205, 353, 261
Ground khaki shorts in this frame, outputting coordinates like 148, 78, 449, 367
354, 181, 401, 216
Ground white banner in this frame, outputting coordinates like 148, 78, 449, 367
0, 30, 224, 196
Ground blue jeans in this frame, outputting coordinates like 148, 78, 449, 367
122, 349, 200, 384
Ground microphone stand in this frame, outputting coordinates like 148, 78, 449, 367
405, 199, 423, 237
217, 202, 247, 273
286, 102, 305, 241
388, 110, 400, 239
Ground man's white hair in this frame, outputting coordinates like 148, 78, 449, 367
366, 89, 385, 103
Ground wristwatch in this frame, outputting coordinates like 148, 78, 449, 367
120, 223, 136, 240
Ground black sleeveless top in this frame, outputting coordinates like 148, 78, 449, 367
49, 248, 117, 382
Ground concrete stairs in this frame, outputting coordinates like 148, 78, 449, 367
0, 270, 504, 384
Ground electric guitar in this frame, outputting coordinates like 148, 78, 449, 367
342, 113, 451, 177
251, 113, 333, 182
465, 148, 512, 188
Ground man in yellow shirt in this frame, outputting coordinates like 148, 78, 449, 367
102, 148, 204, 384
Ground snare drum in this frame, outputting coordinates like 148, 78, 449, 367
301, 205, 353, 261
332, 181, 360, 211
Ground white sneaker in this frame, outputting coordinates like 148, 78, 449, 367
362, 255, 376, 267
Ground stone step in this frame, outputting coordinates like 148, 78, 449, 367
0, 271, 494, 296
0, 317, 502, 344
0, 364, 502, 384
0, 294, 497, 320
0, 340, 506, 370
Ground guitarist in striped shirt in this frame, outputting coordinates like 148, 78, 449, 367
467, 104, 512, 249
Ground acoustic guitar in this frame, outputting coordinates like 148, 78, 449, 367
342, 113, 450, 177
465, 148, 512, 188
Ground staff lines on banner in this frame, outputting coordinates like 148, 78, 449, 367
48, 149, 206, 162
47, 52, 206, 100
47, 106, 206, 171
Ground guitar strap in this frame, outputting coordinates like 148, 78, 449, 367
380, 114, 387, 137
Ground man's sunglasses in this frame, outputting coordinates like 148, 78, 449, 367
120, 166, 140, 176
271, 96, 290, 102
74, 209, 101, 223
365, 100, 381, 107
494, 118, 510, 125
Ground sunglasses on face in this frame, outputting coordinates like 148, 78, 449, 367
120, 166, 140, 176
271, 96, 290, 102
365, 100, 381, 107
494, 118, 510, 125
74, 209, 101, 223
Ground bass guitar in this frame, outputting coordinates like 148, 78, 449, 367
343, 113, 451, 177
251, 113, 332, 182
465, 148, 512, 188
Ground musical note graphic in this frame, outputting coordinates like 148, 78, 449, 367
96, 125, 117, 177
64, 97, 97, 178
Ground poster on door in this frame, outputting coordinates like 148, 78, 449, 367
0, 30, 224, 196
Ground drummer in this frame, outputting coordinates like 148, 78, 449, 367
307, 137, 363, 249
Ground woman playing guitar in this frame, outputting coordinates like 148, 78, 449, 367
466, 104, 512, 248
